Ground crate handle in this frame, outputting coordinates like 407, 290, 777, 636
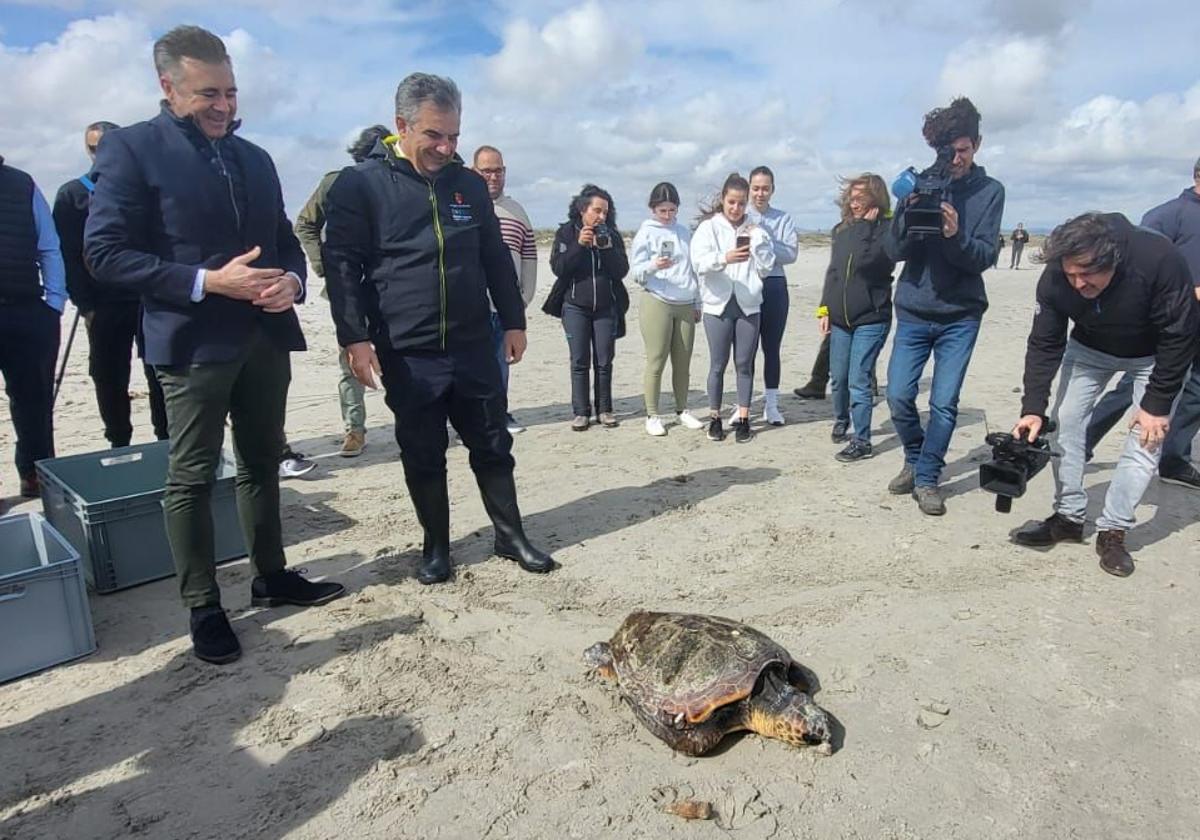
0, 584, 27, 603
99, 452, 144, 467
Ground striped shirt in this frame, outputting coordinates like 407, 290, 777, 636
494, 194, 537, 307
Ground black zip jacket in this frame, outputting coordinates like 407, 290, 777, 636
1021, 213, 1200, 417
53, 171, 140, 311
322, 141, 525, 351
545, 221, 630, 309
819, 216, 896, 329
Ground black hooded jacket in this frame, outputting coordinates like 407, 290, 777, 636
322, 139, 525, 351
1021, 213, 1200, 417
819, 215, 896, 329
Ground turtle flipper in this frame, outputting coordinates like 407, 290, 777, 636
625, 697, 742, 756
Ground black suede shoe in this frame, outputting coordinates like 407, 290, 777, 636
1013, 513, 1084, 547
1097, 529, 1134, 577
476, 470, 556, 574
830, 421, 849, 444
793, 381, 826, 400
190, 607, 241, 664
251, 569, 345, 607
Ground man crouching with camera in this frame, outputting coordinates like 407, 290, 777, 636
1012, 213, 1199, 577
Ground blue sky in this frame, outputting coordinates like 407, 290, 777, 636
2, 0, 1198, 232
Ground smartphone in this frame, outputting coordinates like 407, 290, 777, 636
659, 240, 674, 258
736, 234, 751, 249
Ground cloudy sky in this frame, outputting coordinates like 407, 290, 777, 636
1, 0, 1198, 232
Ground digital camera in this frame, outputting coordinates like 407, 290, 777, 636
594, 223, 612, 249
979, 431, 1056, 513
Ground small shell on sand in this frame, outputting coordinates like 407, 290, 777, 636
663, 799, 714, 820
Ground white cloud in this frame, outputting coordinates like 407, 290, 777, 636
936, 36, 1055, 131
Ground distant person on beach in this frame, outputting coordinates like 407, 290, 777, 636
0, 155, 64, 509
747, 165, 799, 426
54, 120, 168, 448
1010, 222, 1029, 268
294, 123, 390, 459
1083, 156, 1200, 491
691, 172, 775, 444
629, 181, 705, 437
1012, 213, 1199, 577
544, 184, 630, 431
323, 72, 554, 585
473, 144, 537, 435
84, 25, 344, 664
884, 96, 1005, 516
818, 173, 896, 463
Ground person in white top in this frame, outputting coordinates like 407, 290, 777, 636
747, 165, 800, 426
690, 173, 775, 443
630, 182, 706, 437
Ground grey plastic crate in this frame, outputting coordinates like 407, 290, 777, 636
0, 512, 97, 683
36, 441, 246, 594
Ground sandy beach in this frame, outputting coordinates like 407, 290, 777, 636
1, 243, 1197, 840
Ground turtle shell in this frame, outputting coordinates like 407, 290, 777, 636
609, 611, 792, 725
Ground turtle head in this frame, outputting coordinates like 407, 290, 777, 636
748, 671, 833, 755
583, 642, 616, 680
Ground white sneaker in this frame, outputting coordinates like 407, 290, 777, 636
763, 389, 785, 426
676, 410, 705, 430
645, 416, 667, 437
506, 414, 526, 434
279, 450, 316, 479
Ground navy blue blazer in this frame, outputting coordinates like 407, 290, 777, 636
84, 107, 307, 366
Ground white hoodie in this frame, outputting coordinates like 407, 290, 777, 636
630, 218, 699, 305
690, 214, 775, 316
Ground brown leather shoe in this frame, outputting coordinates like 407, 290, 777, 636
1096, 529, 1134, 577
1014, 513, 1084, 547
598, 412, 619, 428
339, 429, 366, 457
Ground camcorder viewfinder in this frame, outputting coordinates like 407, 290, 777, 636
979, 430, 1057, 513
899, 144, 955, 237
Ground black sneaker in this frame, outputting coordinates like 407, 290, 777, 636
251, 569, 346, 608
1160, 462, 1200, 490
733, 418, 754, 443
707, 416, 725, 442
835, 440, 873, 462
190, 607, 241, 664
830, 421, 849, 444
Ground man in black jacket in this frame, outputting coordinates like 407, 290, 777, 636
1011, 213, 1199, 577
54, 120, 167, 447
323, 72, 554, 586
85, 25, 343, 663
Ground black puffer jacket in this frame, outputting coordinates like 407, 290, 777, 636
322, 140, 525, 351
820, 216, 896, 329
544, 221, 630, 335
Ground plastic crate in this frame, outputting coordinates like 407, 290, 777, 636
36, 441, 246, 594
0, 512, 97, 683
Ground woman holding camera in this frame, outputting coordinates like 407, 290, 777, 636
818, 173, 896, 462
544, 184, 630, 431
691, 173, 775, 443
630, 182, 705, 437
747, 165, 800, 426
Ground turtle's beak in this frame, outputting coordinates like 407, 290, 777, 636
801, 702, 832, 752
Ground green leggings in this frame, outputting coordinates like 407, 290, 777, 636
639, 293, 697, 415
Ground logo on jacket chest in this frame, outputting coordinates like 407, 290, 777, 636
448, 191, 474, 224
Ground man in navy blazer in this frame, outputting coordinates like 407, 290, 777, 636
85, 25, 343, 664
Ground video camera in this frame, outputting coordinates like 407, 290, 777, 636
891, 144, 955, 237
979, 431, 1057, 513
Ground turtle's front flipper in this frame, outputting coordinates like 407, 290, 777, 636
624, 699, 733, 756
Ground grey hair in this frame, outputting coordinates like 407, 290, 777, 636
1038, 213, 1122, 271
153, 25, 230, 82
1193, 156, 1200, 178
394, 73, 461, 122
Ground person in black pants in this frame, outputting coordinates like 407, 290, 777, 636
54, 121, 167, 447
543, 184, 631, 430
323, 72, 554, 586
0, 157, 65, 506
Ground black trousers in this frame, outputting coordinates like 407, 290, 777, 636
375, 340, 514, 481
87, 301, 168, 446
0, 300, 60, 481
562, 301, 617, 417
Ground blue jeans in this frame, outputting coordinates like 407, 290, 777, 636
886, 317, 981, 487
829, 322, 889, 443
1086, 365, 1200, 470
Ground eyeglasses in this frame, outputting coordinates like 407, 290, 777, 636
478, 167, 505, 177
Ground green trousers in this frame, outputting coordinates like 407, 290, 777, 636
638, 293, 696, 415
156, 329, 291, 608
337, 347, 366, 433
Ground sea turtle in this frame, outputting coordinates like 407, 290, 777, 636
584, 611, 833, 756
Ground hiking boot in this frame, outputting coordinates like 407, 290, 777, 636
830, 421, 849, 444
835, 440, 873, 462
888, 465, 915, 495
251, 569, 346, 607
793, 381, 826, 400
733, 418, 754, 443
912, 485, 946, 516
1096, 529, 1134, 577
707, 416, 725, 442
1013, 512, 1084, 547
339, 429, 366, 458
571, 415, 589, 432
190, 607, 241, 664
1159, 461, 1200, 491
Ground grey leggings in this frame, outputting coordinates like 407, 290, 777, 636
704, 297, 761, 411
